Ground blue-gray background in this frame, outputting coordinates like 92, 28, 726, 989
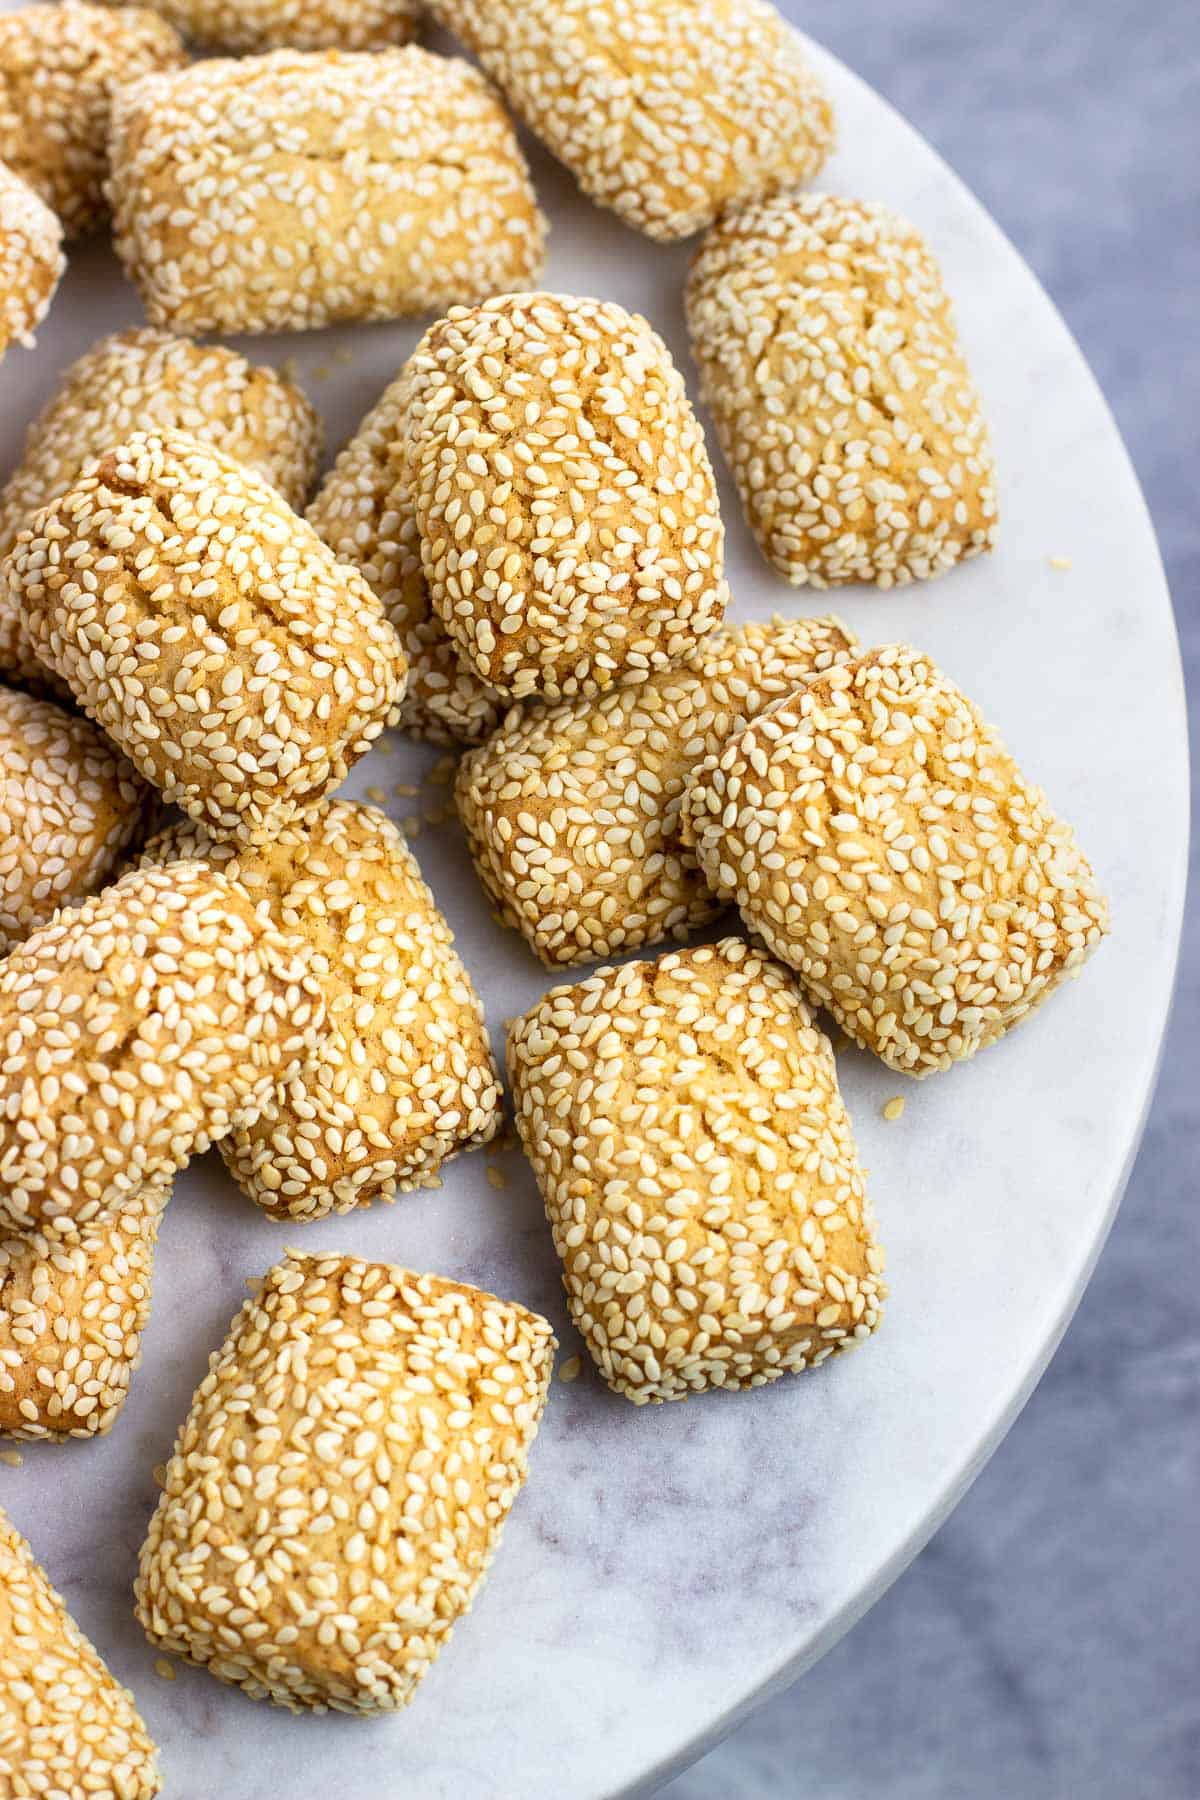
665, 3, 1199, 1796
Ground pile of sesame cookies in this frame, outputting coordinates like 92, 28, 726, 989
0, 0, 1115, 1774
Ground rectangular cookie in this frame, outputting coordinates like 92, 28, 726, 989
135, 1252, 555, 1712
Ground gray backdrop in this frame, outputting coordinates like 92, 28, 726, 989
665, 2, 1199, 1795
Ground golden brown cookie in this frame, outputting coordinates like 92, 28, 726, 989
0, 684, 150, 955
142, 802, 504, 1221
456, 614, 856, 965
0, 2, 184, 237
681, 645, 1110, 1075
686, 192, 999, 587
428, 0, 834, 241
0, 861, 325, 1239
509, 938, 884, 1402
0, 160, 63, 365
8, 431, 406, 846
0, 1510, 161, 1796
135, 1252, 555, 1712
403, 292, 728, 701
107, 48, 546, 334
0, 329, 322, 695
0, 1180, 168, 1440
99, 0, 418, 53
307, 366, 506, 746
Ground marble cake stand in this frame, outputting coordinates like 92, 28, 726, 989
0, 16, 1187, 1800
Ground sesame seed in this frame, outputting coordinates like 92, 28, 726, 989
508, 938, 885, 1404
427, 0, 833, 241
558, 1356, 582, 1384
0, 1449, 23, 1467
135, 1252, 555, 1712
7, 430, 406, 847
154, 1658, 176, 1681
402, 292, 728, 702
457, 614, 856, 966
681, 645, 1110, 1076
1049, 554, 1073, 570
0, 162, 64, 372
883, 1096, 906, 1121
107, 48, 546, 336
0, 2, 183, 238
152, 1463, 167, 1488
1, 1512, 160, 1793
486, 1166, 507, 1190
686, 194, 999, 588
141, 800, 503, 1221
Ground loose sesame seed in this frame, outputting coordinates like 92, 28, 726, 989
7, 430, 406, 846
486, 1166, 507, 1190
0, 1449, 22, 1467
0, 2, 184, 238
0, 686, 151, 956
154, 1658, 176, 1680
0, 1510, 161, 1795
0, 860, 326, 1239
141, 800, 503, 1221
106, 48, 546, 336
882, 1096, 905, 1121
1049, 555, 1073, 570
686, 193, 999, 588
457, 614, 856, 966
135, 1252, 555, 1713
557, 1355, 582, 1384
427, 0, 834, 241
508, 938, 885, 1404
0, 161, 64, 371
402, 292, 728, 701
681, 644, 1110, 1076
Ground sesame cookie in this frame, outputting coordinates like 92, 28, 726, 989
8, 431, 406, 847
100, 0, 419, 53
307, 367, 505, 746
508, 938, 884, 1403
107, 48, 546, 335
0, 862, 325, 1240
402, 292, 728, 701
0, 2, 184, 238
143, 801, 504, 1221
0, 685, 150, 956
0, 330, 322, 695
457, 614, 856, 966
0, 1511, 161, 1796
0, 161, 64, 365
135, 1252, 555, 1713
686, 192, 999, 587
681, 645, 1110, 1076
428, 0, 834, 241
0, 1179, 168, 1440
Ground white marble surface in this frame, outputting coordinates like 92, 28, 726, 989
0, 18, 1187, 1800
